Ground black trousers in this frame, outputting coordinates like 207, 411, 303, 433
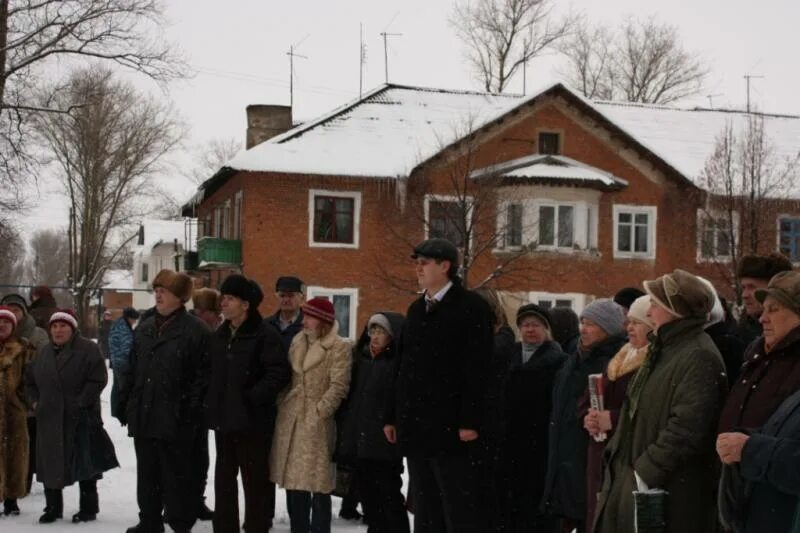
26, 417, 36, 493
407, 453, 487, 533
44, 479, 98, 514
134, 436, 196, 532
212, 430, 271, 533
193, 427, 210, 514
356, 459, 409, 533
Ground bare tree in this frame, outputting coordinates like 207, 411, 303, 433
0, 0, 186, 215
183, 137, 241, 185
699, 115, 800, 302
451, 0, 575, 93
0, 220, 24, 283
560, 16, 709, 104
34, 65, 184, 327
24, 228, 70, 286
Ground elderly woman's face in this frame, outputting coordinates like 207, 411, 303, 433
626, 319, 651, 349
0, 318, 14, 340
760, 295, 800, 349
50, 321, 73, 345
647, 302, 676, 332
520, 316, 548, 344
368, 325, 392, 353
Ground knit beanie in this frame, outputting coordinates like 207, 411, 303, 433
49, 309, 79, 330
0, 294, 28, 315
516, 303, 552, 330
0, 305, 18, 329
367, 313, 393, 337
580, 299, 625, 336
303, 297, 336, 325
627, 295, 654, 330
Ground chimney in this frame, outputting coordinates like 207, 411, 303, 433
246, 105, 292, 149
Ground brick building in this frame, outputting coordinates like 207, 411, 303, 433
183, 82, 800, 339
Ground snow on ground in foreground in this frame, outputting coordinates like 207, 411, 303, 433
3, 372, 379, 532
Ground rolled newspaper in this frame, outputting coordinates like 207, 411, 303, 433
588, 373, 607, 442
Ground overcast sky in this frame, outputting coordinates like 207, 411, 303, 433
24, 0, 800, 231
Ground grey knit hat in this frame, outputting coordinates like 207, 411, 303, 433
580, 298, 625, 336
367, 313, 394, 337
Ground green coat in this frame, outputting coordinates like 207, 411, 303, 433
594, 317, 727, 533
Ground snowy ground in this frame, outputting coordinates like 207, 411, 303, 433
4, 373, 379, 532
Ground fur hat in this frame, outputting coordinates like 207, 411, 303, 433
516, 303, 551, 329
0, 294, 28, 315
737, 253, 793, 281
49, 309, 78, 330
192, 288, 221, 313
152, 269, 194, 303
303, 297, 336, 325
580, 299, 626, 336
644, 269, 714, 319
627, 295, 654, 330
368, 313, 394, 337
219, 275, 263, 309
614, 287, 646, 310
0, 305, 18, 329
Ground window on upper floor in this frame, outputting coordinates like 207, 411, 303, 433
505, 203, 523, 248
538, 203, 574, 248
309, 190, 361, 248
496, 198, 598, 253
233, 191, 243, 240
538, 132, 561, 155
698, 210, 737, 262
779, 217, 800, 262
425, 195, 469, 248
613, 205, 657, 259
141, 262, 149, 283
305, 286, 359, 340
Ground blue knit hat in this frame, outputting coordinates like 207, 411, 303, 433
580, 298, 625, 336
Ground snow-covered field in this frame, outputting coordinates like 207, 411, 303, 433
4, 374, 374, 532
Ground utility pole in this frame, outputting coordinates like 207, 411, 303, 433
744, 74, 764, 113
522, 39, 529, 95
380, 31, 402, 83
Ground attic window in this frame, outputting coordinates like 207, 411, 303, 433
538, 132, 561, 155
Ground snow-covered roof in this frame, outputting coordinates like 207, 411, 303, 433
471, 154, 627, 189
218, 82, 800, 194
136, 219, 196, 252
103, 269, 133, 291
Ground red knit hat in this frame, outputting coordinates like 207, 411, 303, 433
0, 305, 18, 329
302, 297, 336, 324
49, 309, 79, 330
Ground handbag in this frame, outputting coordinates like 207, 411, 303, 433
72, 410, 120, 481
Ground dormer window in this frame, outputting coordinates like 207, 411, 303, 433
538, 132, 561, 155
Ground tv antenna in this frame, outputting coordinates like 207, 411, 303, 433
287, 34, 310, 107
359, 23, 368, 97
380, 12, 402, 84
743, 74, 764, 113
706, 93, 723, 108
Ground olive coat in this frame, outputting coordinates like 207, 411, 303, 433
25, 333, 109, 489
0, 337, 33, 500
269, 322, 352, 494
594, 318, 728, 533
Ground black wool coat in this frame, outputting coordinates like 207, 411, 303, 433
500, 341, 566, 529
541, 333, 625, 521
387, 280, 494, 458
121, 308, 211, 441
721, 388, 800, 533
337, 312, 405, 463
25, 334, 109, 489
265, 310, 304, 354
483, 326, 516, 441
205, 312, 291, 434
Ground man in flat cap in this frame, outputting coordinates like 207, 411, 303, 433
384, 238, 493, 532
265, 276, 305, 353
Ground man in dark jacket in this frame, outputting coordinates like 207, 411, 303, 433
29, 285, 58, 329
542, 298, 626, 533
109, 307, 139, 423
384, 238, 494, 533
120, 270, 211, 533
206, 274, 290, 533
735, 254, 792, 346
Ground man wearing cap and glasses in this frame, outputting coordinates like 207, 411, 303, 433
384, 238, 494, 532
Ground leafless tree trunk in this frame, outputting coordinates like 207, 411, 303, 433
0, 0, 186, 215
451, 0, 574, 93
24, 228, 70, 287
34, 65, 184, 328
183, 137, 241, 185
560, 16, 708, 104
0, 219, 25, 283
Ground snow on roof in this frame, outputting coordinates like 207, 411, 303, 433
227, 83, 525, 178
594, 101, 800, 192
138, 219, 195, 252
103, 269, 133, 291
471, 154, 627, 188
222, 82, 800, 195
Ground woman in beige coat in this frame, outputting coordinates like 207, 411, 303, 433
270, 297, 352, 533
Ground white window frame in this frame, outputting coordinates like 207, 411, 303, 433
612, 205, 657, 259
534, 201, 579, 251
697, 209, 739, 263
424, 194, 474, 245
529, 291, 588, 315
777, 215, 800, 264
305, 286, 359, 340
308, 189, 362, 249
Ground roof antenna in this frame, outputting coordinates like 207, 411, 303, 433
359, 23, 367, 97
287, 34, 310, 107
706, 93, 722, 108
744, 74, 764, 113
380, 12, 402, 84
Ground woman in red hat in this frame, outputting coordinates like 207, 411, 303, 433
0, 305, 34, 516
270, 297, 352, 533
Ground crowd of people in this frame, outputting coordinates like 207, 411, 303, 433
1, 241, 800, 533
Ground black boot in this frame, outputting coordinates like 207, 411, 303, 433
39, 489, 63, 523
197, 497, 214, 521
3, 499, 20, 516
72, 480, 99, 522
